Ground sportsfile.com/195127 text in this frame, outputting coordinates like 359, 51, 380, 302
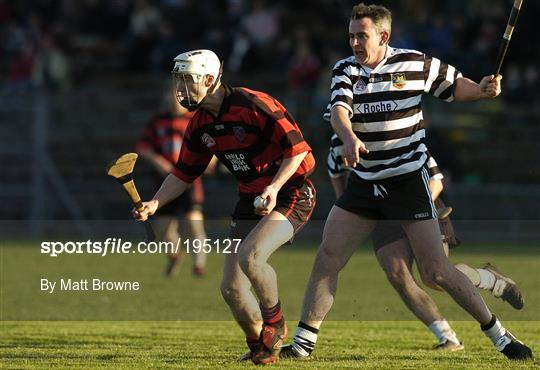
40, 238, 242, 257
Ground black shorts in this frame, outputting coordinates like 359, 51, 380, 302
157, 186, 203, 216
371, 198, 461, 251
230, 179, 316, 240
335, 166, 436, 221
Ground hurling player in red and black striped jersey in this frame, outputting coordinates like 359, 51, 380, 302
133, 49, 316, 365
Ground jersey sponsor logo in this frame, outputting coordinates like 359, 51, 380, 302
369, 75, 383, 83
414, 212, 429, 219
232, 126, 246, 143
355, 100, 398, 114
391, 72, 406, 89
201, 133, 216, 147
354, 78, 367, 91
224, 153, 251, 171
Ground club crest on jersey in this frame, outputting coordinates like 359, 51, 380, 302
232, 126, 246, 143
391, 73, 406, 89
201, 133, 216, 147
354, 78, 367, 91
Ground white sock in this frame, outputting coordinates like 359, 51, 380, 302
428, 319, 460, 345
476, 268, 496, 290
482, 316, 510, 351
292, 325, 318, 357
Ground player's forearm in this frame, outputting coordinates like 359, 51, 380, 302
454, 77, 485, 101
330, 107, 356, 143
268, 151, 308, 191
151, 174, 189, 209
429, 178, 443, 201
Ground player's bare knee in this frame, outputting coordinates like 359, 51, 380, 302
421, 265, 450, 289
420, 273, 439, 290
313, 248, 341, 275
386, 270, 413, 292
238, 247, 262, 277
220, 282, 245, 304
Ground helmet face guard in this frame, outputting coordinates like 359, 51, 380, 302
172, 72, 203, 111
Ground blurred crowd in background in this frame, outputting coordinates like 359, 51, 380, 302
0, 0, 538, 224
1, 0, 538, 104
1, 0, 539, 191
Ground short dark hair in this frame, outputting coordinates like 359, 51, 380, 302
350, 3, 392, 36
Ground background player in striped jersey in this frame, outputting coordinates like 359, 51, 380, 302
136, 84, 214, 277
284, 3, 532, 361
283, 137, 524, 353
133, 49, 316, 365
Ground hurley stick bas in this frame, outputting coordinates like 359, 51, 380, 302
106, 152, 156, 241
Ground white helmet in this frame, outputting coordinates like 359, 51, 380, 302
171, 49, 221, 83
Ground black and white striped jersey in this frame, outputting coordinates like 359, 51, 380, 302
327, 133, 444, 181
324, 46, 461, 181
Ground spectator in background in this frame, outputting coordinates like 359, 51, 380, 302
287, 37, 320, 120
131, 0, 162, 37
150, 20, 184, 72
33, 31, 71, 91
126, 0, 162, 71
427, 15, 452, 60
6, 39, 35, 90
238, 0, 281, 70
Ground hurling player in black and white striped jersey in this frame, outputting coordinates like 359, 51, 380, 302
283, 2, 532, 362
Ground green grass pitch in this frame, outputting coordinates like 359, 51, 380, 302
1, 240, 539, 368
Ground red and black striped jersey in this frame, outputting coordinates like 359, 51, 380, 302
173, 85, 315, 194
136, 110, 204, 197
136, 110, 194, 164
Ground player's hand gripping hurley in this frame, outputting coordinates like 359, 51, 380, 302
106, 153, 156, 242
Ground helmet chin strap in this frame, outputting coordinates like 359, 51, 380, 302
180, 100, 199, 111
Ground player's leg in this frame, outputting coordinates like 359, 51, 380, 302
220, 227, 263, 360
374, 233, 462, 350
284, 206, 375, 359
237, 212, 294, 308
438, 208, 524, 309
240, 179, 316, 364
454, 263, 524, 309
154, 215, 182, 276
403, 219, 532, 359
185, 208, 208, 276
154, 215, 179, 242
236, 212, 293, 364
157, 194, 190, 276
405, 219, 493, 321
302, 206, 374, 326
